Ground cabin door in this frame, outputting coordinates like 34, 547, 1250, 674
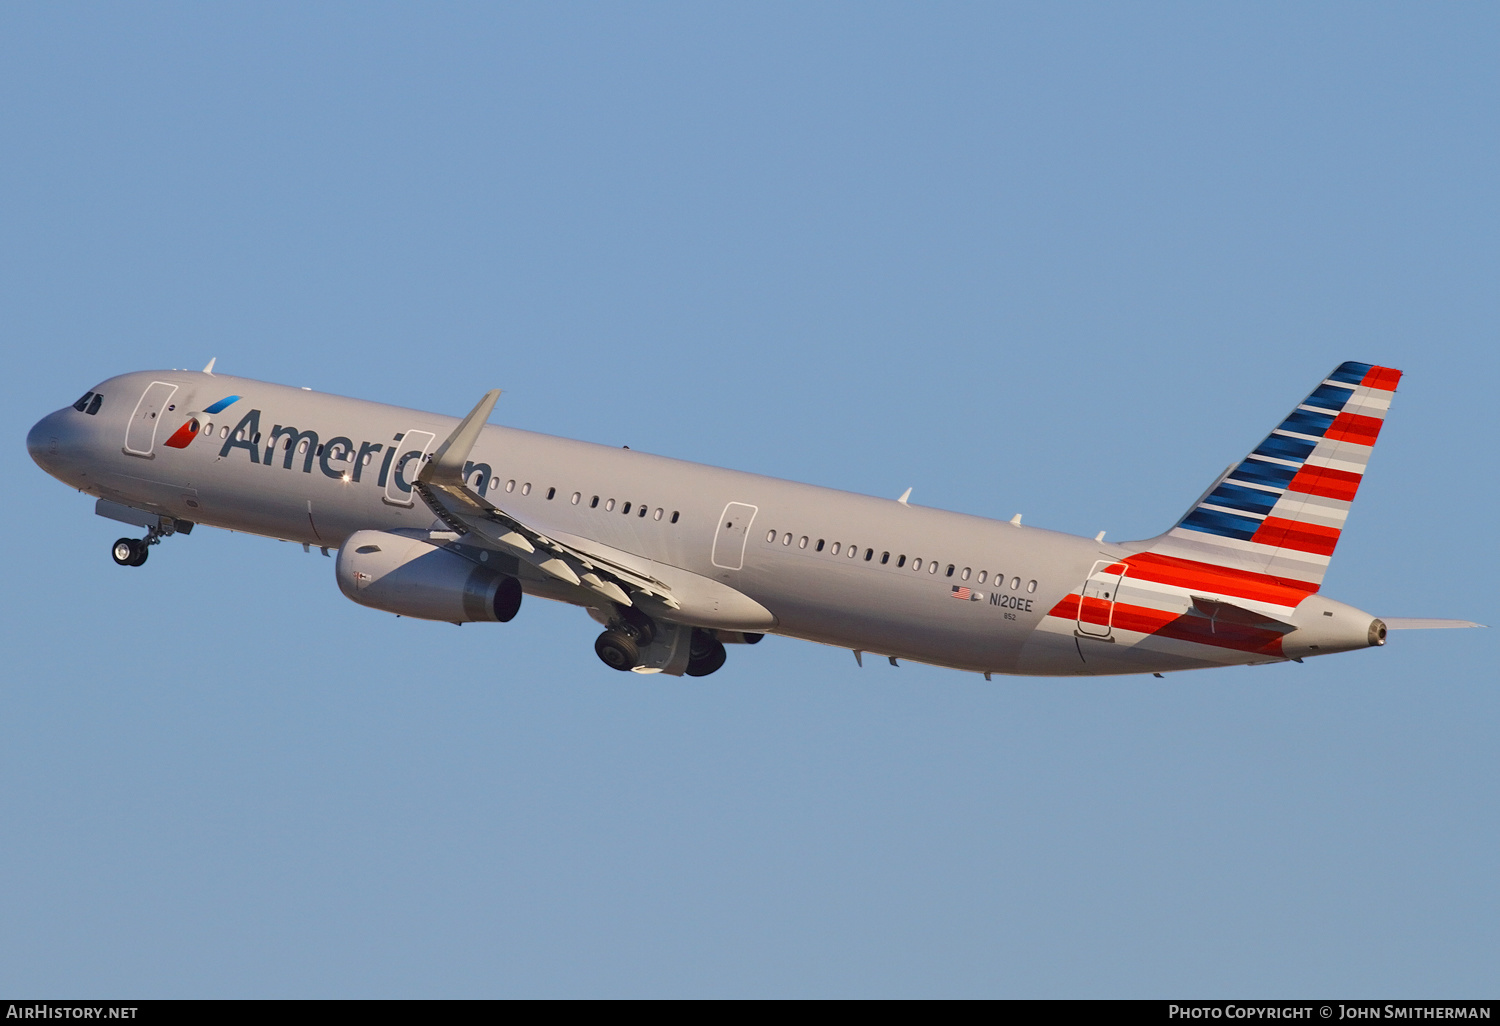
711, 503, 758, 571
123, 381, 179, 458
1076, 560, 1128, 638
382, 430, 437, 506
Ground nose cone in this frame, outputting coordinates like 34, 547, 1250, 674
27, 409, 77, 478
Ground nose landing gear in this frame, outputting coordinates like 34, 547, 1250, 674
109, 518, 190, 567
112, 537, 150, 567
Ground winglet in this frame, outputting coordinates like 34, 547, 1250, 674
202, 357, 216, 375
897, 487, 912, 505
419, 389, 501, 488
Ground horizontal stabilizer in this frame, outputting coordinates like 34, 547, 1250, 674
1190, 595, 1297, 634
1380, 618, 1486, 630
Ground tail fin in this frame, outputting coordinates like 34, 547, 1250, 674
1142, 361, 1402, 594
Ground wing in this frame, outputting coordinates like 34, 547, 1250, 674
413, 390, 679, 612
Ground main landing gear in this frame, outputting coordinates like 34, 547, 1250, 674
594, 607, 656, 671
592, 609, 731, 677
685, 630, 727, 677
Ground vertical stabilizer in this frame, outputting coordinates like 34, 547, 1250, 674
1141, 361, 1402, 596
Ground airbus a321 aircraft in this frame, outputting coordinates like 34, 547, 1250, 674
27, 360, 1479, 678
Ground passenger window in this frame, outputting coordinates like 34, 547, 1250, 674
220, 426, 228, 438
848, 546, 858, 559
86, 394, 102, 415
880, 552, 889, 564
506, 480, 516, 493
654, 508, 663, 520
1027, 580, 1038, 593
799, 536, 808, 549
946, 564, 955, 577
522, 483, 531, 496
784, 533, 793, 545
547, 487, 556, 500
671, 511, 679, 523
977, 571, 987, 584
591, 496, 600, 508
831, 542, 840, 555
298, 440, 309, 454
572, 492, 581, 505
253, 433, 261, 445
638, 505, 648, 517
912, 559, 922, 571
767, 530, 776, 542
929, 563, 938, 574
897, 555, 906, 567
961, 568, 971, 581
1011, 577, 1021, 590
621, 501, 631, 514
815, 539, 825, 552
605, 499, 615, 511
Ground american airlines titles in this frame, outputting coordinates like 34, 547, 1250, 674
216, 408, 491, 497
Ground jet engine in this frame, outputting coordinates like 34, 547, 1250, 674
335, 529, 521, 623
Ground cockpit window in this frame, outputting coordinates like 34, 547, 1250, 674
73, 392, 93, 412
85, 394, 103, 415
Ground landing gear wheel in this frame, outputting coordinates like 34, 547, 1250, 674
594, 630, 640, 672
112, 539, 135, 566
617, 608, 656, 646
112, 538, 146, 567
685, 631, 727, 677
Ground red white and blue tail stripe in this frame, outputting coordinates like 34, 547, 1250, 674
1144, 361, 1401, 598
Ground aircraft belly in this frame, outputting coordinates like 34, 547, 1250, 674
747, 562, 1024, 671
1017, 606, 1287, 676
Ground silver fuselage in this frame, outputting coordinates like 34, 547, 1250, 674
28, 369, 1383, 677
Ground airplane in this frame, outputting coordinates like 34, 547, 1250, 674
26, 359, 1481, 678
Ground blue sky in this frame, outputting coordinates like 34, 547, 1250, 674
2, 3, 1495, 997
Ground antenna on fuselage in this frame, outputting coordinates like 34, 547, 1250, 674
202, 357, 217, 375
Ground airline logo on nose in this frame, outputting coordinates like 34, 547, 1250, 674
163, 395, 240, 449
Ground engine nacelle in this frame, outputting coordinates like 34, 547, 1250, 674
336, 529, 521, 623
